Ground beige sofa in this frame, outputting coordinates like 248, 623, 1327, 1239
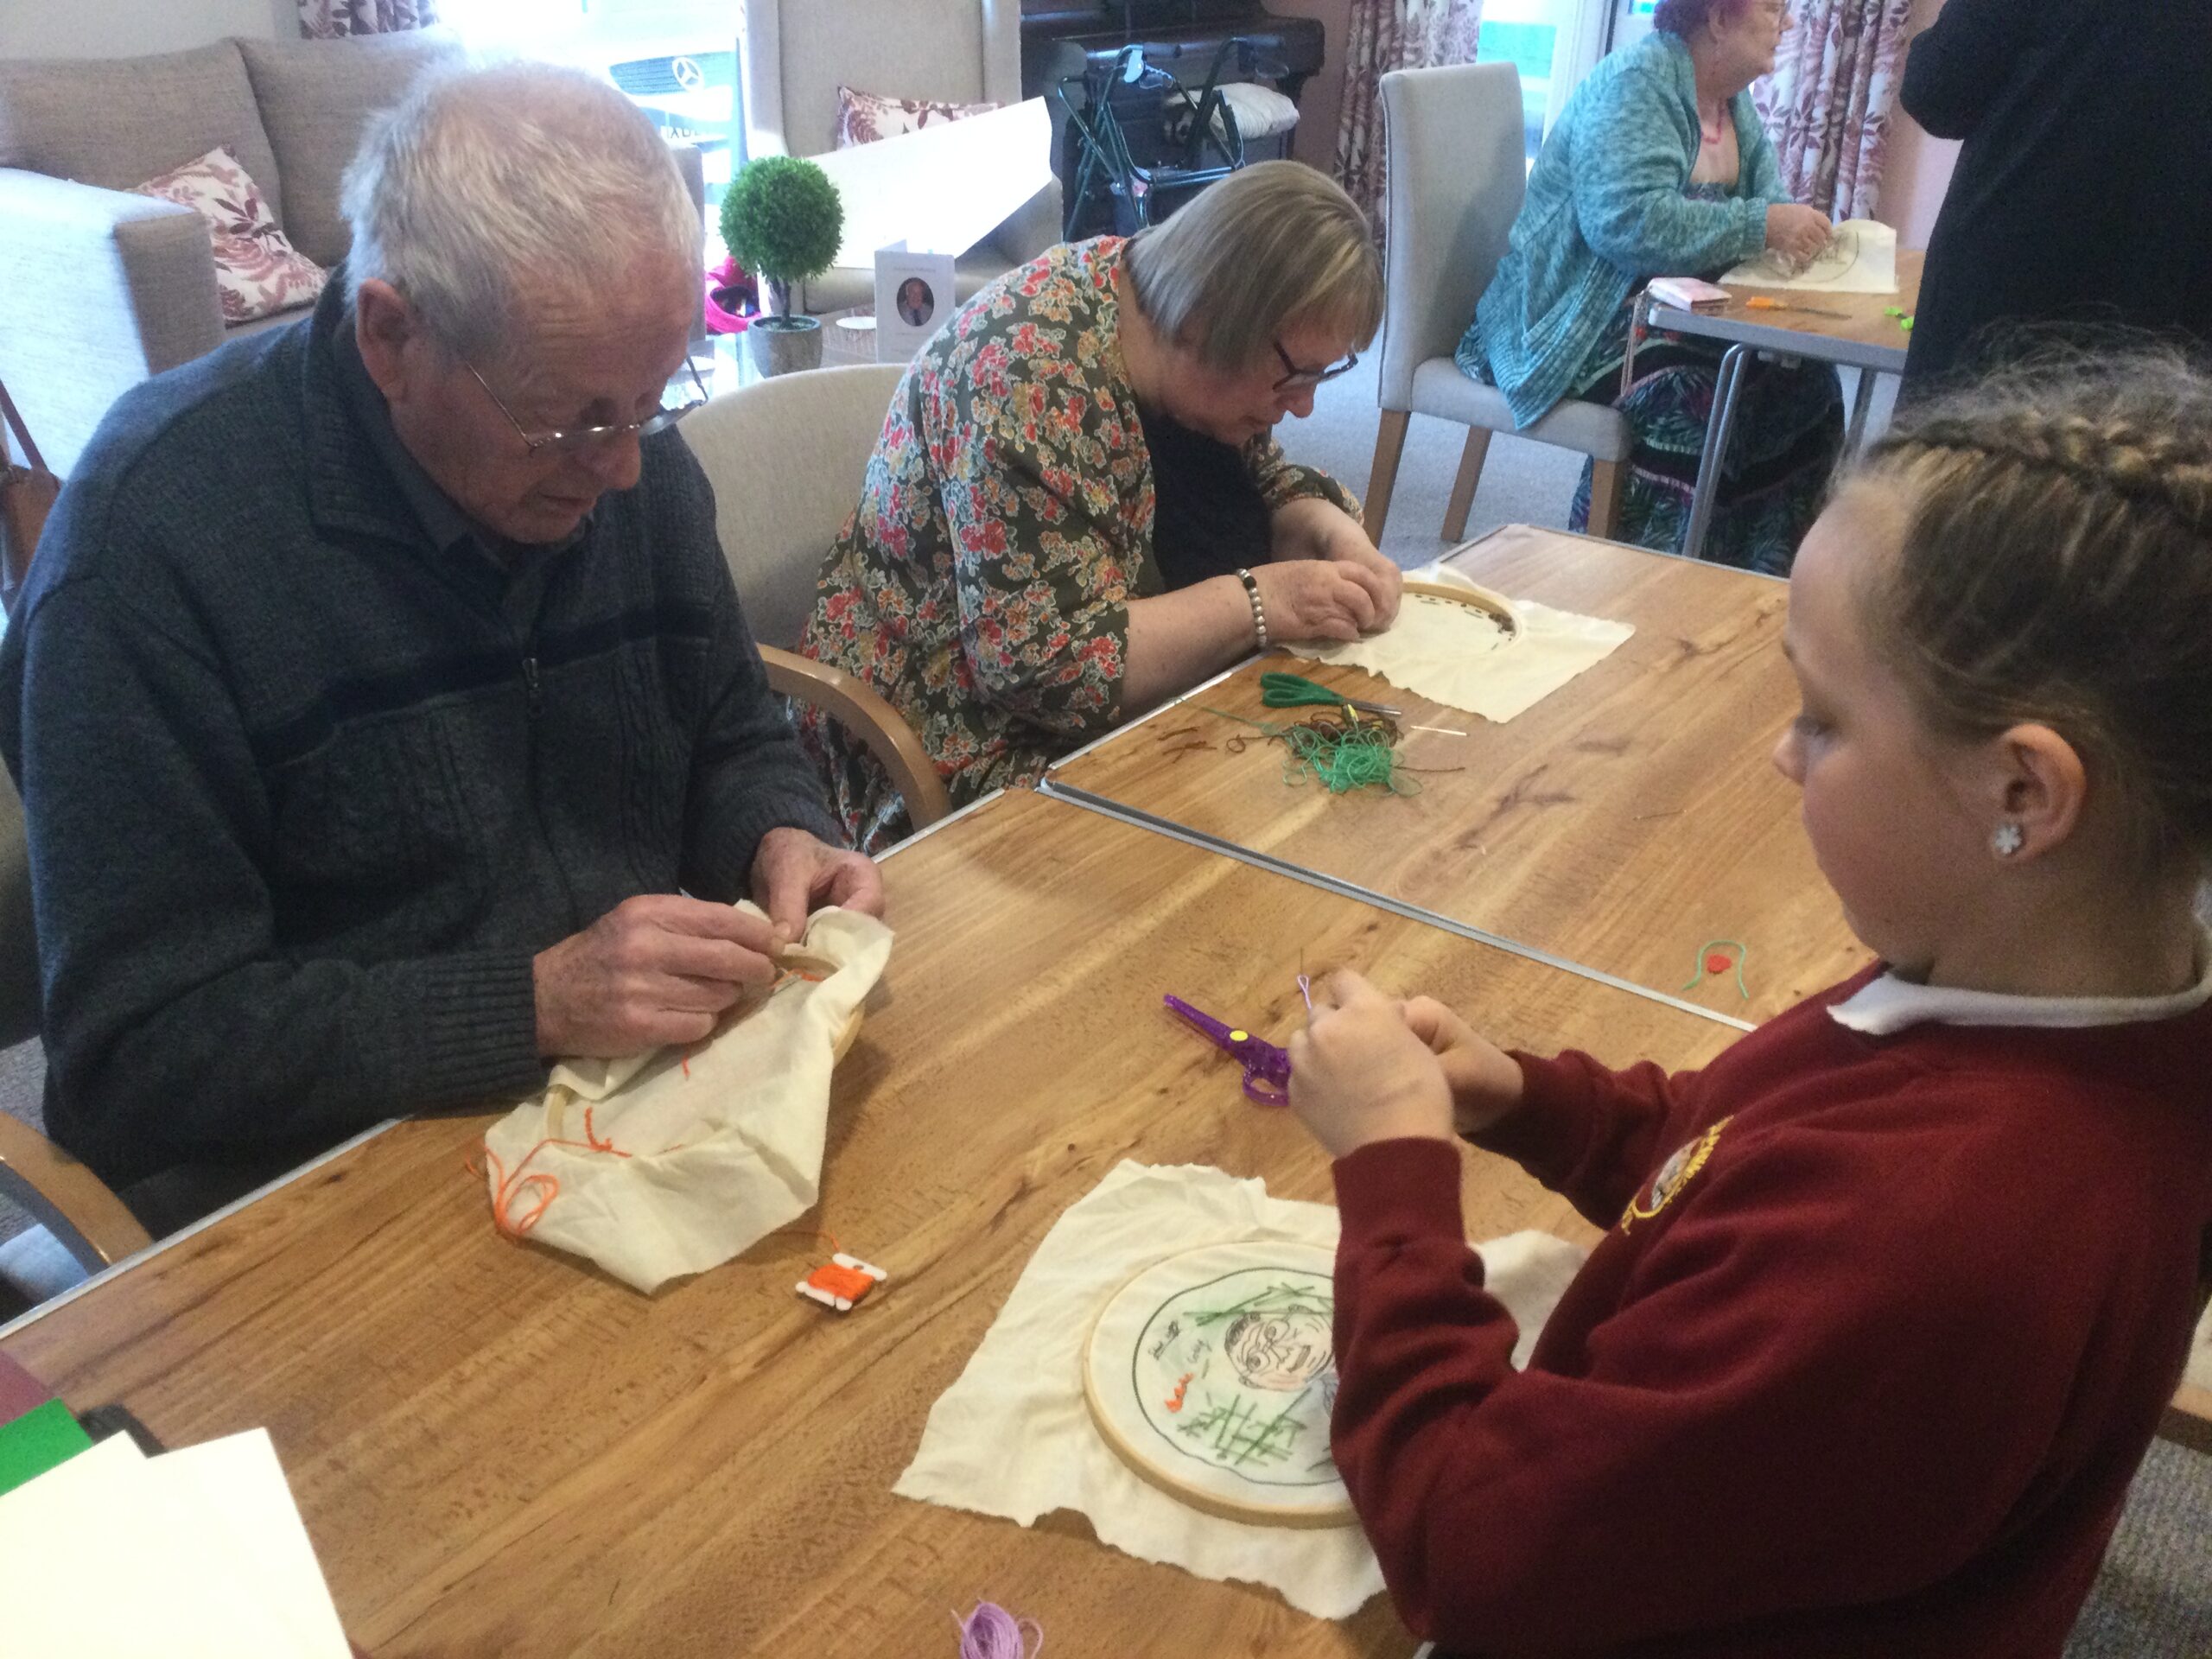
0, 32, 462, 479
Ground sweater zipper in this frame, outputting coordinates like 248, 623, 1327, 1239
517, 642, 578, 929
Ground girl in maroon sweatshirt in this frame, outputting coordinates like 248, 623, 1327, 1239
1286, 351, 2212, 1657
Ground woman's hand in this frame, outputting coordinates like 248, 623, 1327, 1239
1271, 497, 1402, 629
1287, 970, 1455, 1160
1253, 560, 1381, 644
1764, 203, 1833, 269
1402, 996, 1526, 1137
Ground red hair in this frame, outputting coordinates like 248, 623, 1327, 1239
1652, 0, 1752, 35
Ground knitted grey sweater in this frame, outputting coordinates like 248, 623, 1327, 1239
0, 283, 840, 1186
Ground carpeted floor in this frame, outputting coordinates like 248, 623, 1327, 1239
0, 362, 2202, 1649
1274, 351, 1587, 565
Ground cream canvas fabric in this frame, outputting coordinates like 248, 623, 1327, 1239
894, 1160, 1587, 1618
1287, 561, 1633, 724
480, 905, 892, 1294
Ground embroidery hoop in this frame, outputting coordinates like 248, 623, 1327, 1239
1399, 578, 1522, 650
1081, 1241, 1355, 1529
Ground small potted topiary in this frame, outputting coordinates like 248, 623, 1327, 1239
719, 155, 845, 378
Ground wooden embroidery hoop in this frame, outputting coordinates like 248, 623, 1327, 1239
1081, 1242, 1355, 1529
1399, 577, 1522, 645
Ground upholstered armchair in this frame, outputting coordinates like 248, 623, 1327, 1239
0, 34, 460, 479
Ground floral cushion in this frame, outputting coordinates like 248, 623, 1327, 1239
131, 145, 327, 326
834, 85, 1001, 149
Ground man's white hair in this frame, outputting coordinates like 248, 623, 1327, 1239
341, 60, 702, 363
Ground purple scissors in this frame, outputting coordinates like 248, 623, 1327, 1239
1163, 995, 1293, 1107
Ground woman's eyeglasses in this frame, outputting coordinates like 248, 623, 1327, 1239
1273, 341, 1360, 392
467, 357, 712, 456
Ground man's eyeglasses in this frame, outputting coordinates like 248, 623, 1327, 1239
466, 357, 711, 456
1273, 340, 1360, 392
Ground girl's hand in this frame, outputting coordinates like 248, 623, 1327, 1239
1287, 969, 1455, 1160
1402, 995, 1526, 1137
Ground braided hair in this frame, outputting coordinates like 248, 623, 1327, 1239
1851, 346, 2212, 874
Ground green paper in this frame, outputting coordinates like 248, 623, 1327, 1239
0, 1398, 94, 1497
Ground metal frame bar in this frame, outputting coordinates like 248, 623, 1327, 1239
1035, 779, 1756, 1034
1649, 296, 1909, 565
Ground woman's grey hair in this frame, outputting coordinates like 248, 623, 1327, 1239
1124, 160, 1383, 372
341, 60, 702, 364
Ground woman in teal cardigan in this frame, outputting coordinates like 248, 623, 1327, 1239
1459, 0, 1841, 572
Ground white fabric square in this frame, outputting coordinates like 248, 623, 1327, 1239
480, 905, 892, 1294
1287, 562, 1633, 724
893, 1160, 1586, 1618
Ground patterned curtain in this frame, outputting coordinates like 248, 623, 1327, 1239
1332, 0, 1484, 232
299, 0, 439, 37
1751, 0, 1914, 220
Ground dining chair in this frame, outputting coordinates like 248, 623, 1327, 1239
1364, 60, 1631, 545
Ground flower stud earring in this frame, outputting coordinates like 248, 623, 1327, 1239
1991, 821, 2025, 858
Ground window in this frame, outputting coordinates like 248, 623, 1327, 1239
1481, 0, 1621, 169
440, 1, 746, 251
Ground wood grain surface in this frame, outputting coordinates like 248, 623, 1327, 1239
1707, 247, 1925, 358
1051, 525, 1871, 1023
1, 791, 1734, 1659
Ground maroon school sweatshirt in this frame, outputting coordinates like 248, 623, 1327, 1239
1329, 967, 2212, 1657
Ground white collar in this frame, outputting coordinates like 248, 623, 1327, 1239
1828, 921, 2212, 1037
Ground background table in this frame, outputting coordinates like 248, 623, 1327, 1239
690, 308, 889, 394
1047, 525, 1868, 1026
0, 790, 1733, 1659
1647, 248, 1924, 561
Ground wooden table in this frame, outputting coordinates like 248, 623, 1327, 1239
0, 790, 1732, 1659
1648, 248, 1925, 561
1047, 524, 1870, 1027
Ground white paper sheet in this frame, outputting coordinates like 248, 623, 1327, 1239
1719, 218, 1899, 295
0, 1429, 349, 1657
893, 1160, 1587, 1619
2190, 1300, 2211, 1393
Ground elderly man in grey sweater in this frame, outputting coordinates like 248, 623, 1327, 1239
0, 63, 882, 1230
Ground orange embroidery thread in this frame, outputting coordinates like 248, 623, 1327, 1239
802, 1261, 881, 1305
480, 958, 842, 1233
481, 1103, 631, 1240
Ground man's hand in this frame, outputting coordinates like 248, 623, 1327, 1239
1270, 497, 1402, 630
749, 825, 885, 942
533, 893, 780, 1058
1287, 969, 1455, 1160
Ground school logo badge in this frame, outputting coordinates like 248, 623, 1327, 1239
1619, 1116, 1732, 1231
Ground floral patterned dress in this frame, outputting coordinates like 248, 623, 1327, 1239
797, 236, 1357, 852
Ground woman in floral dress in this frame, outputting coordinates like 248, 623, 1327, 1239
797, 162, 1396, 852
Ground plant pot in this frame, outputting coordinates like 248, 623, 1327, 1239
747, 315, 823, 378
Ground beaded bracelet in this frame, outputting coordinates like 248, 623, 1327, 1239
1234, 567, 1268, 652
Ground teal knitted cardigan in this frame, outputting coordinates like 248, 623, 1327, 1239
1461, 30, 1793, 429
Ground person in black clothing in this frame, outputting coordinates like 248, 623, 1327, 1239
1899, 0, 2212, 390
